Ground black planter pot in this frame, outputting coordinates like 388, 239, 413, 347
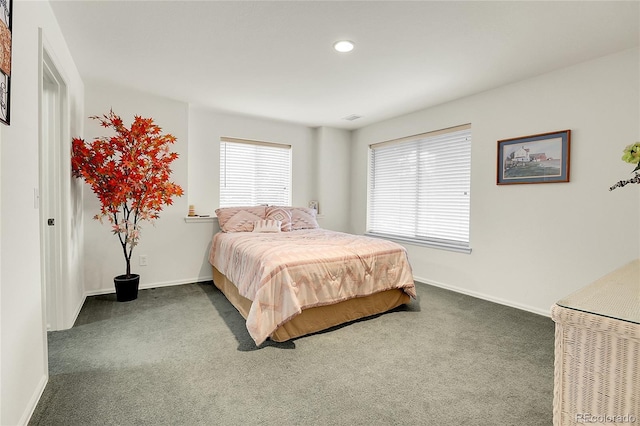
114, 274, 140, 302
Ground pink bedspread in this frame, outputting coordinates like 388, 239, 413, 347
209, 228, 416, 345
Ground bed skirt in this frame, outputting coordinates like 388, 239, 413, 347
212, 266, 411, 342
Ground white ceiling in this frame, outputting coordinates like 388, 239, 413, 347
49, 1, 639, 130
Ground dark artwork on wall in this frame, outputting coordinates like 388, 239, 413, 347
0, 0, 12, 126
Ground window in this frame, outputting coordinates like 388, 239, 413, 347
220, 137, 291, 207
367, 124, 471, 252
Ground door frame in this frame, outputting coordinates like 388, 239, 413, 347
38, 30, 70, 333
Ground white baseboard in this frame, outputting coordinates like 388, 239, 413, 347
413, 275, 551, 318
81, 273, 550, 318
85, 274, 550, 317
19, 374, 48, 426
84, 275, 214, 297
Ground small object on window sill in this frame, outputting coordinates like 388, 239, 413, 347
198, 215, 210, 217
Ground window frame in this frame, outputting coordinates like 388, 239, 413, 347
366, 124, 472, 253
219, 137, 292, 208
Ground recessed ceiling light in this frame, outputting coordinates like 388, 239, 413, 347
333, 40, 355, 53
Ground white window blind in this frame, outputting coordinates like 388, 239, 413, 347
220, 137, 292, 207
367, 125, 471, 252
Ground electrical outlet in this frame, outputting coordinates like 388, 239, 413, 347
139, 255, 148, 266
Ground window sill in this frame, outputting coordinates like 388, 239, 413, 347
365, 232, 472, 254
184, 216, 217, 223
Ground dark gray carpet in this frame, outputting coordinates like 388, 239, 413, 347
29, 282, 554, 425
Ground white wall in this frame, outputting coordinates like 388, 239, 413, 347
0, 2, 84, 425
187, 106, 317, 216
315, 127, 351, 232
350, 48, 640, 316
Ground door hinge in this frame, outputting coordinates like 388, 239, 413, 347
47, 218, 55, 226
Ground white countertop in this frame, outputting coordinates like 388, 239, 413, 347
557, 259, 640, 324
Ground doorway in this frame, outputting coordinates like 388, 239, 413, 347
39, 47, 67, 331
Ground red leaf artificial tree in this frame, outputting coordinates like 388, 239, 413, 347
71, 110, 183, 278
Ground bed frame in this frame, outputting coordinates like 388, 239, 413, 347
212, 266, 411, 342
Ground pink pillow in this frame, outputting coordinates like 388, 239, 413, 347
265, 207, 292, 232
289, 207, 319, 230
215, 206, 267, 232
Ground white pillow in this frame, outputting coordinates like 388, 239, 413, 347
252, 219, 282, 233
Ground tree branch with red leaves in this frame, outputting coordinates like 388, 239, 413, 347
71, 110, 183, 278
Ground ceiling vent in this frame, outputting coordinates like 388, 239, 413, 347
342, 114, 362, 121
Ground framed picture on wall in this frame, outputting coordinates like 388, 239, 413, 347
0, 0, 12, 126
497, 130, 571, 185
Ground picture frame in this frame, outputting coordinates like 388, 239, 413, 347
0, 0, 12, 126
497, 130, 571, 185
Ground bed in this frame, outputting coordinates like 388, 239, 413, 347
208, 206, 416, 345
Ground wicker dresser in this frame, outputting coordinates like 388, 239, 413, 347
551, 259, 639, 426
